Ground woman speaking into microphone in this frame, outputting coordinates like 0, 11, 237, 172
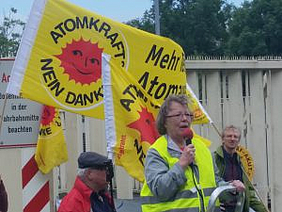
140, 94, 244, 212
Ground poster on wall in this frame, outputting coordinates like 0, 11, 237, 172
0, 59, 42, 148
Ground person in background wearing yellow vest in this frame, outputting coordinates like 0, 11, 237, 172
140, 94, 245, 212
213, 125, 268, 212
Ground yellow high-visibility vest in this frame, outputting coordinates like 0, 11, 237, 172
141, 135, 217, 212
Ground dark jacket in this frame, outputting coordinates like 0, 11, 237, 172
0, 179, 8, 212
213, 146, 267, 212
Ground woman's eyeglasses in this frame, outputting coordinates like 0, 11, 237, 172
166, 113, 194, 119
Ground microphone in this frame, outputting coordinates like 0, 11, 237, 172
182, 128, 194, 146
182, 128, 195, 167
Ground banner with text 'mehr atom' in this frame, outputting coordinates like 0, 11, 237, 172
7, 0, 186, 119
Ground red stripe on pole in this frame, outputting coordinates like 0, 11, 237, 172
22, 155, 39, 188
23, 181, 50, 212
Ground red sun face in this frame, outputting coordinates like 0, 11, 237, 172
41, 106, 56, 126
56, 38, 103, 85
127, 107, 159, 145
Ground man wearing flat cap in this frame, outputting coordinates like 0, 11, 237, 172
58, 152, 116, 212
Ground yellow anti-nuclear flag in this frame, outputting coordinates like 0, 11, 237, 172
7, 0, 186, 119
186, 84, 212, 124
35, 105, 68, 174
102, 54, 211, 181
103, 54, 163, 182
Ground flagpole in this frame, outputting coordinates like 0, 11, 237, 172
210, 122, 221, 138
154, 0, 160, 35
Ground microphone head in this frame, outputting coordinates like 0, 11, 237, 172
182, 128, 194, 140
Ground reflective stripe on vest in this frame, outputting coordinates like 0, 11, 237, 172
141, 135, 218, 212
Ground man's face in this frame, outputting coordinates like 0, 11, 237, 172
88, 169, 108, 191
222, 129, 240, 152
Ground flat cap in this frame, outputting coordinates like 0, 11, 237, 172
78, 152, 108, 169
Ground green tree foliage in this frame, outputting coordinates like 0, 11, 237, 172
160, 0, 232, 56
0, 8, 25, 58
126, 9, 155, 34
127, 0, 282, 56
226, 0, 282, 56
126, 0, 233, 56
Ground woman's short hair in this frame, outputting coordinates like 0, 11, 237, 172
156, 94, 190, 135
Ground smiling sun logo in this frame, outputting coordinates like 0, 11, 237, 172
41, 106, 56, 126
56, 38, 103, 85
127, 107, 159, 145
39, 105, 62, 138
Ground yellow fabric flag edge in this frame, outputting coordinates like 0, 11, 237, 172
186, 83, 212, 124
35, 106, 68, 174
